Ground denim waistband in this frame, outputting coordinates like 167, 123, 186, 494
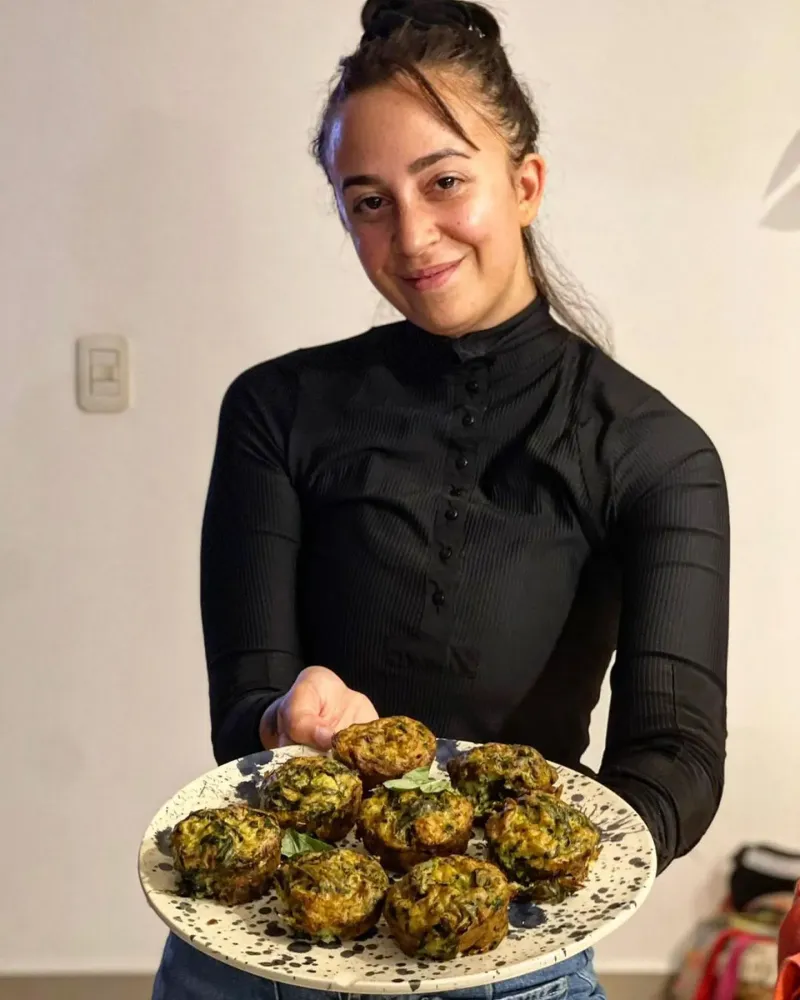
426, 949, 593, 1000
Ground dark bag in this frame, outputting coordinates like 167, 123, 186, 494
731, 844, 800, 912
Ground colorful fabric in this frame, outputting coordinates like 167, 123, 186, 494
669, 894, 789, 1000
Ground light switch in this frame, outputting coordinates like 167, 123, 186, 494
76, 334, 130, 412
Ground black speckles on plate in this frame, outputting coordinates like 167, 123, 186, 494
509, 902, 547, 929
234, 779, 261, 808
287, 941, 313, 954
236, 750, 275, 777
155, 828, 173, 856
435, 738, 460, 768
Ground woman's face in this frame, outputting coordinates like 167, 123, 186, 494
327, 72, 545, 338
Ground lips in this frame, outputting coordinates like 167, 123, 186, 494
399, 260, 463, 292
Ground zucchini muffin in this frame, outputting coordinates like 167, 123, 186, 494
485, 792, 601, 902
358, 784, 474, 872
276, 847, 389, 942
171, 804, 281, 906
447, 743, 560, 820
260, 756, 362, 841
384, 855, 513, 960
332, 716, 437, 789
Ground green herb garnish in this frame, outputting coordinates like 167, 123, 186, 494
280, 829, 335, 859
383, 766, 451, 795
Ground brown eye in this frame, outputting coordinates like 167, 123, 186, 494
436, 176, 461, 192
354, 195, 385, 214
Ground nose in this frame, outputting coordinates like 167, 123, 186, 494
392, 199, 439, 258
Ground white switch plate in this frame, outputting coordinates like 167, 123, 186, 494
76, 334, 130, 413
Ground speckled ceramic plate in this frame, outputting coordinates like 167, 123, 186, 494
139, 740, 656, 994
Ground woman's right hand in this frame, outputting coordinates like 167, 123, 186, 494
259, 666, 378, 752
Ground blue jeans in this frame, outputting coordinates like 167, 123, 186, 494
153, 933, 605, 999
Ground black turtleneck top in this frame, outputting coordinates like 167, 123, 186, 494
201, 298, 729, 873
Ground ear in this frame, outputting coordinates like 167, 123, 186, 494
516, 153, 546, 228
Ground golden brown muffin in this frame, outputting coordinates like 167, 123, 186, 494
485, 792, 601, 903
276, 847, 389, 942
447, 743, 560, 821
384, 855, 513, 960
259, 756, 362, 842
171, 804, 281, 906
358, 784, 474, 872
331, 716, 437, 789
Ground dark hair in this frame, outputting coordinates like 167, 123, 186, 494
312, 0, 609, 350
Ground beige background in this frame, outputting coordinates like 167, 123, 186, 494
1, 0, 798, 980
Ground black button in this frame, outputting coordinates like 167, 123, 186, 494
440, 546, 453, 561
432, 590, 446, 607
445, 508, 459, 521
462, 413, 476, 428
466, 380, 480, 394
455, 455, 469, 470
450, 487, 465, 497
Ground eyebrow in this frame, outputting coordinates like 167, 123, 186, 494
341, 148, 471, 191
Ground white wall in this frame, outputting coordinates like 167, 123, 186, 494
1, 0, 798, 976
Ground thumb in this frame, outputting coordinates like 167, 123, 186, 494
279, 667, 348, 750
283, 710, 331, 750
312, 724, 335, 751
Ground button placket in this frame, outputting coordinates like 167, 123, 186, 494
449, 366, 485, 490
426, 500, 462, 621
423, 362, 488, 637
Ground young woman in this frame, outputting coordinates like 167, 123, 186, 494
153, 2, 730, 997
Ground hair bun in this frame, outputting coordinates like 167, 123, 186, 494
360, 0, 501, 43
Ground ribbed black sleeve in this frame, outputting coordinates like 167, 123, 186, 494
199, 297, 729, 870
200, 366, 305, 764
595, 390, 729, 870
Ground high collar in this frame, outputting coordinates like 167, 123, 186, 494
403, 295, 555, 364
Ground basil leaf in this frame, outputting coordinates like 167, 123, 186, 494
280, 829, 334, 858
419, 780, 451, 794
384, 767, 452, 794
383, 767, 431, 790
